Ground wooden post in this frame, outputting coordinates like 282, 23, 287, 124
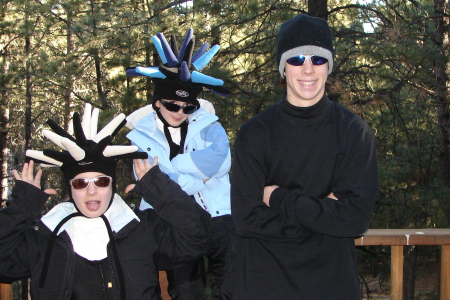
391, 245, 403, 300
0, 283, 12, 300
441, 245, 450, 300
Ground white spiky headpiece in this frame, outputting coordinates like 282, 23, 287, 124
26, 103, 147, 182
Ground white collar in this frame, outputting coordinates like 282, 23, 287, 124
155, 115, 181, 145
41, 194, 139, 261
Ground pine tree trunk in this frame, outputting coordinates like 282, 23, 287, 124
0, 107, 9, 206
0, 32, 9, 207
434, 0, 450, 186
24, 16, 32, 152
308, 0, 328, 20
89, 1, 107, 109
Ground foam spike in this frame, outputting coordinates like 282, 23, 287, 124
157, 33, 179, 67
177, 28, 194, 62
204, 84, 231, 97
26, 150, 63, 167
90, 108, 99, 139
43, 130, 65, 149
191, 71, 224, 86
135, 67, 167, 79
126, 68, 144, 76
151, 36, 168, 64
180, 62, 191, 82
40, 163, 60, 168
192, 42, 210, 63
192, 45, 220, 71
61, 138, 85, 161
81, 103, 92, 139
94, 114, 126, 143
103, 145, 139, 157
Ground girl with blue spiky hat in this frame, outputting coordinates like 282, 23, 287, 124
126, 28, 236, 300
0, 104, 211, 299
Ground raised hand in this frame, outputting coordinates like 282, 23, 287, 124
12, 160, 57, 195
125, 157, 158, 194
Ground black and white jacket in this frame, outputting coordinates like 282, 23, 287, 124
0, 166, 211, 299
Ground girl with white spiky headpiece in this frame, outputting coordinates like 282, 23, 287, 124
24, 103, 149, 297
0, 103, 211, 300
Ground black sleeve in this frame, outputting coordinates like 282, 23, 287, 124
269, 119, 379, 238
131, 166, 211, 269
231, 120, 309, 241
0, 181, 48, 282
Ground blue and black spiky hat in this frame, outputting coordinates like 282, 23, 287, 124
126, 28, 230, 108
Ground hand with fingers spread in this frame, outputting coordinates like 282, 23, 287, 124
125, 157, 159, 194
12, 160, 57, 195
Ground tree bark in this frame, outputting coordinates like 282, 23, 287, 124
308, 0, 328, 20
90, 1, 107, 109
62, 8, 74, 131
434, 0, 450, 186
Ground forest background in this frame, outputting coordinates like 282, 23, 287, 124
1, 0, 449, 298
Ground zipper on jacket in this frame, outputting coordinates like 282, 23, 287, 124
197, 192, 208, 211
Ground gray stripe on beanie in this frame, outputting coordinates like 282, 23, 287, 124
279, 46, 333, 77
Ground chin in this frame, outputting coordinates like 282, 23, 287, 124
81, 208, 107, 218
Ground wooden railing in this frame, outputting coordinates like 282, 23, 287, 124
355, 229, 450, 300
0, 228, 448, 300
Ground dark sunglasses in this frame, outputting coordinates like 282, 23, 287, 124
286, 55, 329, 66
70, 175, 112, 190
159, 99, 198, 115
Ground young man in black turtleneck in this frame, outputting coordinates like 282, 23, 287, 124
231, 14, 379, 299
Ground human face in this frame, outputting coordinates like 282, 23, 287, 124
155, 99, 192, 127
71, 172, 113, 218
283, 54, 329, 107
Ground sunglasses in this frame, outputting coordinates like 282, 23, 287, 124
159, 99, 198, 115
70, 175, 112, 190
286, 55, 329, 66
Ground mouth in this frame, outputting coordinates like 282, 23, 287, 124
299, 80, 317, 86
86, 200, 101, 211
171, 115, 184, 122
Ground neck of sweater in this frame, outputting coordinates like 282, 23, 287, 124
281, 93, 330, 120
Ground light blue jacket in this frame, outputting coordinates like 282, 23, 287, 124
126, 106, 231, 218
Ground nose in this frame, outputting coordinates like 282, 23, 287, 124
301, 59, 315, 74
87, 182, 98, 195
175, 108, 185, 115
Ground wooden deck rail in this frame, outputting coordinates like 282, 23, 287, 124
0, 228, 448, 300
355, 229, 450, 300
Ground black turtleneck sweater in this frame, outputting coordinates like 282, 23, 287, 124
231, 94, 378, 300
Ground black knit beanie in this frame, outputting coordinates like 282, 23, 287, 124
59, 145, 117, 198
276, 14, 334, 76
152, 77, 202, 109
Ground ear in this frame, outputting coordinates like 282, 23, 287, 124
155, 100, 161, 109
